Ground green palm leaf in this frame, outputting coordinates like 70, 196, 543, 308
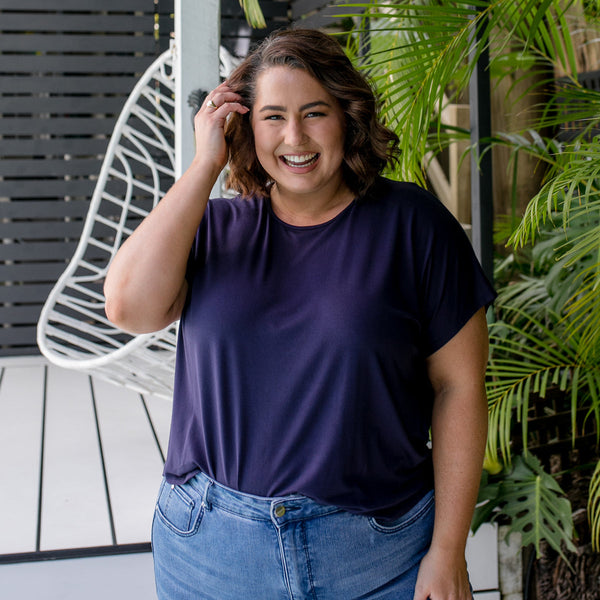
342, 0, 582, 182
239, 0, 266, 28
486, 305, 600, 463
590, 459, 600, 551
508, 144, 600, 358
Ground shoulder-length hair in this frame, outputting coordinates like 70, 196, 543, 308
224, 28, 398, 198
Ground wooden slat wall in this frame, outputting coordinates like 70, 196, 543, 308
222, 0, 289, 57
0, 0, 173, 356
0, 0, 338, 357
292, 0, 355, 30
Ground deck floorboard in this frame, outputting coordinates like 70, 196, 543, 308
0, 357, 171, 560
0, 363, 45, 555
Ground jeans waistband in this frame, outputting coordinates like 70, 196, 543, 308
187, 471, 342, 525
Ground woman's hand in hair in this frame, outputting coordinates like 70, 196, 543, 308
193, 82, 249, 176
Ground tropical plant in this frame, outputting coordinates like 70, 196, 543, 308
484, 134, 600, 561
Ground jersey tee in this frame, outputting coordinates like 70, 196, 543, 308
163, 177, 496, 518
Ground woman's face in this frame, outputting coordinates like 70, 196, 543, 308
250, 66, 347, 203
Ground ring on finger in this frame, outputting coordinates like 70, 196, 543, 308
207, 99, 217, 109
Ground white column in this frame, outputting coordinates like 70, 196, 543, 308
175, 0, 221, 194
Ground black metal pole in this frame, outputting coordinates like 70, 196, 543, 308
469, 7, 494, 283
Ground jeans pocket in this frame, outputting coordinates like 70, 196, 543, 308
155, 479, 205, 536
368, 490, 434, 534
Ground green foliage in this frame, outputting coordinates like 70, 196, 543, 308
487, 184, 600, 554
590, 460, 600, 550
474, 454, 577, 561
583, 0, 600, 20
342, 0, 584, 183
239, 0, 266, 28
508, 145, 600, 361
343, 1, 489, 183
486, 304, 600, 465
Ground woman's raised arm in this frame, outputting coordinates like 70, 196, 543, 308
104, 83, 248, 333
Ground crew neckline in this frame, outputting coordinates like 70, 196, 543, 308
266, 196, 357, 231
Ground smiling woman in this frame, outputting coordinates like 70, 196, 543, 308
103, 27, 496, 600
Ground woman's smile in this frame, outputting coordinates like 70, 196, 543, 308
280, 152, 320, 169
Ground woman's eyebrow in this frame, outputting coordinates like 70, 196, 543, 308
258, 100, 332, 113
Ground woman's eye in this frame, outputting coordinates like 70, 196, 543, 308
264, 114, 283, 121
306, 111, 325, 118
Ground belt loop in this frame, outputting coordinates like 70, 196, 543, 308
202, 478, 214, 511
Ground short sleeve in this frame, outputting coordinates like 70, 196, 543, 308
411, 187, 496, 355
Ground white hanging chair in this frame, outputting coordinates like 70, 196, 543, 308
37, 47, 179, 399
38, 43, 241, 399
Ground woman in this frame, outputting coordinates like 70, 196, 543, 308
105, 28, 496, 600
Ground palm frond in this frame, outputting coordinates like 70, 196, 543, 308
343, 0, 583, 182
510, 145, 600, 247
239, 0, 266, 28
494, 275, 550, 316
486, 305, 600, 463
505, 140, 600, 357
343, 1, 492, 181
589, 459, 600, 551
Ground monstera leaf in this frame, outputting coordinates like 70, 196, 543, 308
473, 453, 576, 562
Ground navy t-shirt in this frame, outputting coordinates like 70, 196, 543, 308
164, 177, 496, 518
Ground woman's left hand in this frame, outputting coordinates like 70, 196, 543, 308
415, 308, 490, 600
413, 545, 472, 600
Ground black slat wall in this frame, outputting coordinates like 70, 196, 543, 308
0, 0, 172, 356
0, 0, 332, 357
292, 0, 352, 30
222, 0, 289, 57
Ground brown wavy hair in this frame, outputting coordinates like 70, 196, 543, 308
224, 28, 398, 198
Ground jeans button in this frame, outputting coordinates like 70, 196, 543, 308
274, 505, 286, 517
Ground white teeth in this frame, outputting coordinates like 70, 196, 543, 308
282, 153, 318, 166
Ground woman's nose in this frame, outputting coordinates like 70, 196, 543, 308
284, 118, 306, 146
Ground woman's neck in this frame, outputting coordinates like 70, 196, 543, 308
269, 182, 355, 227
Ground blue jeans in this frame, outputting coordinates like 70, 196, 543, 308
152, 472, 435, 599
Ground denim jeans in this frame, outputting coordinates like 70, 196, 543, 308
152, 472, 435, 599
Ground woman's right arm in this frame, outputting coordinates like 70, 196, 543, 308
104, 83, 248, 334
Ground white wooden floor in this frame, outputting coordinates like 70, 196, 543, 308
0, 355, 500, 599
0, 356, 171, 560
0, 552, 158, 599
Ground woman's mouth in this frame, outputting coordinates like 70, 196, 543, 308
280, 153, 319, 168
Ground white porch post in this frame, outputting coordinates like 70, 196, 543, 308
175, 0, 221, 193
